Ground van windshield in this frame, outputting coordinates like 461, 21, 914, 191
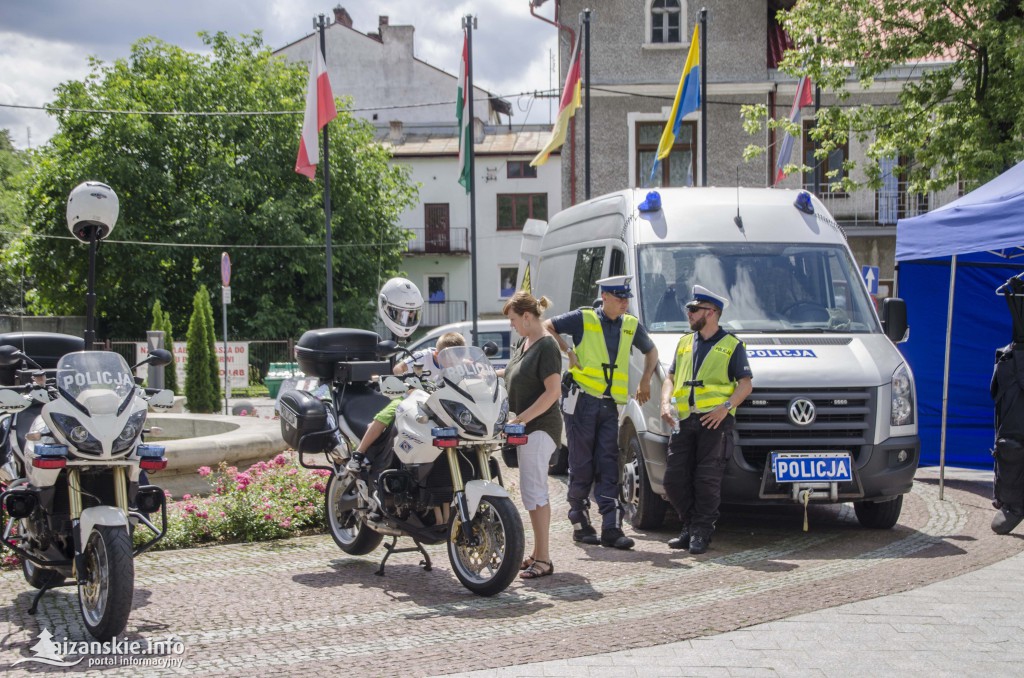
636, 243, 881, 333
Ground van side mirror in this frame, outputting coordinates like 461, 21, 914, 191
881, 298, 908, 343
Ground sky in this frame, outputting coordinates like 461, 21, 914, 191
0, 1, 562, 150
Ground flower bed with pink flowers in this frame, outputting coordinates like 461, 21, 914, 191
1, 452, 330, 569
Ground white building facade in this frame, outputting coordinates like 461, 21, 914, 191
274, 7, 561, 325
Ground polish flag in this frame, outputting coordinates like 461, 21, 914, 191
295, 43, 338, 179
774, 75, 813, 185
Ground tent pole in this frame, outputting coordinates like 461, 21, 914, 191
938, 254, 957, 500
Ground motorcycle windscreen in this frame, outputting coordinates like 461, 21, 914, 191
56, 351, 135, 414
435, 346, 497, 393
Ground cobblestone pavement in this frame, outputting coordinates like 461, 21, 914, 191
1, 466, 1019, 676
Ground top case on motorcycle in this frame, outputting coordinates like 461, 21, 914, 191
339, 383, 390, 440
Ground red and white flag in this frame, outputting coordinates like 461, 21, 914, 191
295, 43, 338, 179
774, 75, 813, 185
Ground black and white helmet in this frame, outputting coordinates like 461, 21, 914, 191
378, 277, 423, 339
66, 181, 119, 242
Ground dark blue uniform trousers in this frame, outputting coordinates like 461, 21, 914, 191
663, 413, 734, 538
565, 392, 623, 531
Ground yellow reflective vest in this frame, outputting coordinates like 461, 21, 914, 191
569, 309, 638, 404
672, 332, 740, 418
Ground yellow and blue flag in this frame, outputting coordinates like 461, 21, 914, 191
650, 24, 701, 184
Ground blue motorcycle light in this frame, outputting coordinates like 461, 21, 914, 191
35, 444, 69, 457
503, 423, 526, 436
430, 427, 458, 438
137, 444, 166, 458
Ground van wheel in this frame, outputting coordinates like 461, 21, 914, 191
548, 444, 569, 475
854, 495, 903, 529
621, 434, 666, 530
500, 444, 519, 468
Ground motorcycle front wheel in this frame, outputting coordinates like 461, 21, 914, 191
447, 495, 524, 596
325, 473, 383, 555
78, 525, 134, 640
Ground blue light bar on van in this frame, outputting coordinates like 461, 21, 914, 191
638, 190, 662, 213
794, 191, 815, 215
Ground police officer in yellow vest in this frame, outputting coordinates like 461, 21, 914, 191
544, 275, 659, 549
660, 285, 753, 555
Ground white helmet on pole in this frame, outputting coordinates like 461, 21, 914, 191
378, 277, 423, 339
66, 181, 119, 242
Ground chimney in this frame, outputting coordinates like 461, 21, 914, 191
379, 16, 389, 28
388, 120, 405, 145
333, 6, 353, 28
473, 118, 485, 144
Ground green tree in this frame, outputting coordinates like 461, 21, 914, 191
150, 299, 179, 393
742, 0, 1024, 193
20, 33, 415, 339
184, 286, 220, 413
0, 130, 30, 314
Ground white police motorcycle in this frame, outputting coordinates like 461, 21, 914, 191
0, 345, 175, 639
280, 278, 525, 596
0, 181, 175, 640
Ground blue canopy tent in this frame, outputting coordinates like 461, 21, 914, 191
896, 160, 1024, 483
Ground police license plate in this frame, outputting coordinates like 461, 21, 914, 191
771, 452, 853, 483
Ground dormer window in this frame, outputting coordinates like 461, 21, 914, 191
651, 0, 683, 44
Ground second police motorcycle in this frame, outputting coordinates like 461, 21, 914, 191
0, 182, 176, 640
279, 278, 526, 595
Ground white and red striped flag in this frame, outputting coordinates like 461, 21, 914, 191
774, 75, 813, 185
295, 43, 338, 179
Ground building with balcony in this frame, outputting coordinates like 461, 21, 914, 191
540, 0, 961, 299
275, 8, 562, 327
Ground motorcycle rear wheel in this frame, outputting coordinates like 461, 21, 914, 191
447, 496, 524, 596
325, 474, 383, 555
78, 525, 134, 641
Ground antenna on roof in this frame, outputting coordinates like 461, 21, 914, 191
734, 166, 744, 231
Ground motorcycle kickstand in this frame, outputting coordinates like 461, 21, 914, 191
375, 537, 433, 577
28, 578, 73, 615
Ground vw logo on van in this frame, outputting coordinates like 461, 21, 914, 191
788, 398, 816, 426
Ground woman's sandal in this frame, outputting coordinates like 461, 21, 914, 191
519, 559, 554, 579
520, 556, 536, 571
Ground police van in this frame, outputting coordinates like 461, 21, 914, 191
520, 187, 919, 529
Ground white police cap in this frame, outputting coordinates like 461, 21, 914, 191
687, 284, 729, 310
596, 275, 633, 299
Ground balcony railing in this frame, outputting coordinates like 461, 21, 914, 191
422, 300, 467, 328
406, 227, 470, 254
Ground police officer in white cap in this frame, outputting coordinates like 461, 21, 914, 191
660, 285, 753, 554
543, 275, 659, 549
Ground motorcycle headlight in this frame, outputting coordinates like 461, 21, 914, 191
114, 410, 148, 454
498, 397, 509, 426
890, 363, 915, 427
439, 399, 486, 437
50, 413, 103, 454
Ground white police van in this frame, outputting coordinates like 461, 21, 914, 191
521, 187, 919, 529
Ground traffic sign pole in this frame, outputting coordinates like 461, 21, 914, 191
222, 252, 231, 415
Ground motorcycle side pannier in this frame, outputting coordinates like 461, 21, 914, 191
295, 328, 382, 380
279, 389, 334, 451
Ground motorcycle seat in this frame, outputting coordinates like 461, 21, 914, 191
339, 384, 390, 441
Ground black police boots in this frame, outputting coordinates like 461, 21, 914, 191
688, 533, 710, 555
667, 529, 690, 550
573, 524, 601, 545
600, 527, 635, 550
992, 505, 1024, 534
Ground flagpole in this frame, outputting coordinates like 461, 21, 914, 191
699, 7, 707, 186
583, 9, 591, 200
317, 14, 334, 328
463, 15, 479, 347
